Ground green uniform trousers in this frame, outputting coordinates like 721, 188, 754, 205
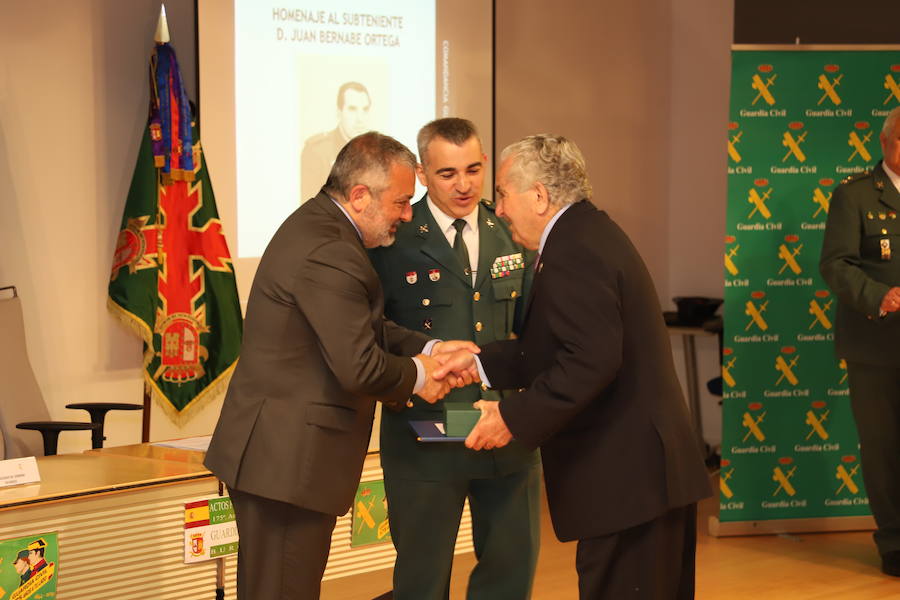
385, 464, 542, 600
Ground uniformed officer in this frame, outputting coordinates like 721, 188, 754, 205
820, 105, 900, 577
369, 118, 541, 599
300, 81, 371, 201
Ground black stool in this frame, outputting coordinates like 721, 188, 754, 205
16, 421, 101, 456
66, 402, 144, 449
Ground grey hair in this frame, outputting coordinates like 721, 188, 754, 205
324, 132, 416, 200
499, 135, 592, 207
883, 106, 900, 135
417, 118, 481, 165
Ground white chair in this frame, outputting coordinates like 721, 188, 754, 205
0, 286, 141, 457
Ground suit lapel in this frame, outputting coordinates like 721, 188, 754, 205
415, 200, 471, 286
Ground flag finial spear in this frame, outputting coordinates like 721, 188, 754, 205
155, 4, 170, 44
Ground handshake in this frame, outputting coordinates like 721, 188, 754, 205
413, 341, 513, 451
414, 340, 481, 403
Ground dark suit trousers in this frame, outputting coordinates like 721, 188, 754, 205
230, 488, 337, 600
574, 503, 697, 600
847, 362, 900, 555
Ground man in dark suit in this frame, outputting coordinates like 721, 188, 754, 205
370, 118, 541, 599
820, 106, 900, 577
205, 132, 476, 600
437, 135, 711, 599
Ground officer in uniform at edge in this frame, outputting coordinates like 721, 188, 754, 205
820, 105, 900, 577
369, 118, 541, 599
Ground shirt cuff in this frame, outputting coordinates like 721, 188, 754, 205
422, 339, 440, 356
474, 355, 492, 389
412, 356, 425, 394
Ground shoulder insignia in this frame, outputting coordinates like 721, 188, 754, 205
841, 170, 872, 185
480, 198, 497, 211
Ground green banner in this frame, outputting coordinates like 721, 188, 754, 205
722, 49, 900, 522
0, 532, 58, 600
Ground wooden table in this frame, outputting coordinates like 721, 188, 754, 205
0, 448, 235, 600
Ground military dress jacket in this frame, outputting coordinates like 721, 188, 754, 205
820, 162, 900, 366
369, 198, 539, 480
205, 192, 430, 516
478, 200, 711, 542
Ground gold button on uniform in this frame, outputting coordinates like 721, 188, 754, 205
511, 290, 518, 298
475, 321, 483, 332
883, 228, 889, 235
473, 291, 481, 301
422, 298, 430, 306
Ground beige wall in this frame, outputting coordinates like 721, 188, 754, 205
0, 0, 733, 452
0, 0, 205, 453
497, 0, 733, 442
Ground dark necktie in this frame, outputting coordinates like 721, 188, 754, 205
452, 219, 472, 281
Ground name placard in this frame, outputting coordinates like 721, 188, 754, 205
0, 456, 40, 488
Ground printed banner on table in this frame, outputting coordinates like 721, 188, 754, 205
184, 496, 239, 563
721, 48, 900, 523
351, 480, 391, 547
0, 533, 58, 600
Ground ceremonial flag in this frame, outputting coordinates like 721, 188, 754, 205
108, 12, 241, 423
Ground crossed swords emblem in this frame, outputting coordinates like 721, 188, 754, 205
745, 300, 768, 331
836, 463, 860, 495
747, 188, 772, 219
752, 73, 777, 106
773, 465, 797, 497
742, 411, 766, 442
775, 354, 799, 386
725, 244, 740, 276
809, 298, 833, 330
885, 74, 900, 106
848, 130, 873, 162
811, 188, 831, 218
728, 130, 743, 163
805, 409, 829, 440
721, 468, 735, 499
782, 130, 807, 163
818, 73, 843, 106
722, 357, 736, 388
778, 243, 803, 275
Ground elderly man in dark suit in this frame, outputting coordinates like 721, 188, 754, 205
205, 132, 477, 600
437, 135, 711, 599
820, 106, 900, 577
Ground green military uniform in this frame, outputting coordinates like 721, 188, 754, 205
370, 197, 541, 600
300, 127, 347, 201
820, 161, 900, 560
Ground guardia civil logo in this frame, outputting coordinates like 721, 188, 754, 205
883, 65, 900, 106
751, 64, 777, 106
773, 457, 798, 497
774, 346, 800, 386
808, 290, 833, 331
805, 400, 830, 441
741, 402, 766, 443
847, 121, 874, 163
817, 64, 843, 106
781, 122, 807, 163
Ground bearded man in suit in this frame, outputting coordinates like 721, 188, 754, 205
206, 131, 476, 600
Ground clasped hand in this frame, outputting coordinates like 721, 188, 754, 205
416, 341, 481, 403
